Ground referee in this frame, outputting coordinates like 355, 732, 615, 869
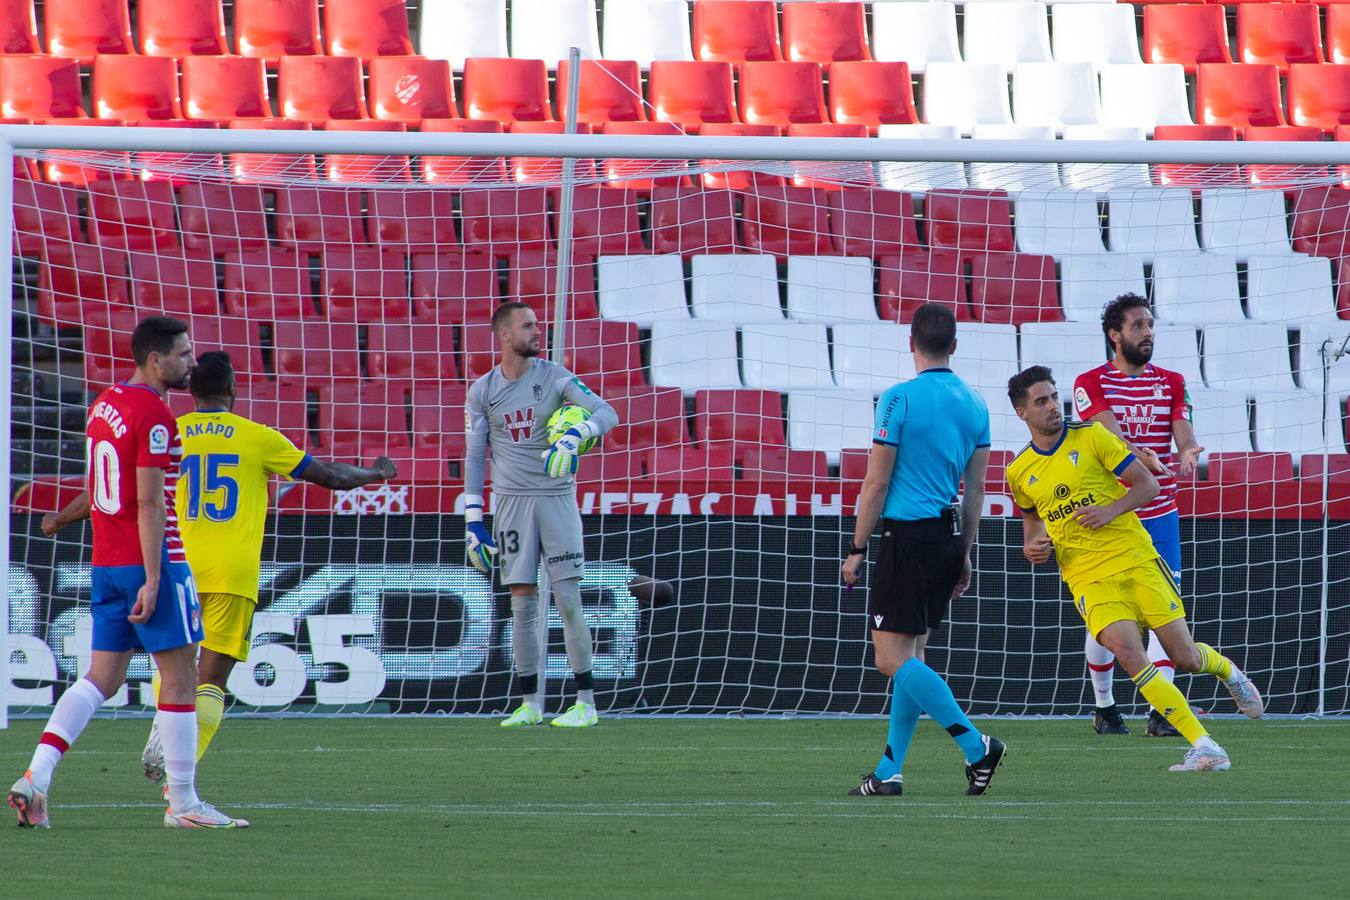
842, 303, 1007, 798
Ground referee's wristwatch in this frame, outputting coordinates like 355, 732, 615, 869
846, 544, 867, 557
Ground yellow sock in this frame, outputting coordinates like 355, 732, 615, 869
195, 684, 226, 762
1195, 643, 1233, 681
1132, 664, 1208, 744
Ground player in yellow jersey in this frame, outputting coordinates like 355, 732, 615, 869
1005, 366, 1265, 773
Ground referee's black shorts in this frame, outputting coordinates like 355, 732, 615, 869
868, 516, 965, 635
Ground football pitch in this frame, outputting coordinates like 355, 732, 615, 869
2, 716, 1348, 898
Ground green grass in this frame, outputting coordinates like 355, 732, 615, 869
2, 716, 1347, 898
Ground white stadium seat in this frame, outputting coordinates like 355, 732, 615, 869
787, 390, 876, 463
877, 124, 968, 192
1051, 4, 1143, 67
1152, 254, 1244, 324
1199, 189, 1295, 257
871, 2, 961, 74
1202, 323, 1299, 393
597, 255, 690, 326
1061, 125, 1152, 193
1020, 321, 1110, 385
963, 3, 1052, 68
1012, 62, 1102, 130
1058, 253, 1148, 322
603, 0, 693, 66
510, 0, 600, 63
1106, 189, 1200, 258
420, 0, 508, 69
832, 321, 917, 392
1099, 64, 1193, 132
1246, 256, 1337, 323
1014, 191, 1107, 255
1253, 392, 1339, 455
969, 124, 1059, 190
690, 254, 784, 322
922, 63, 1013, 133
949, 323, 1019, 392
786, 256, 877, 323
1151, 324, 1206, 391
649, 321, 742, 392
741, 323, 836, 392
1298, 323, 1350, 393
1187, 389, 1252, 454
979, 387, 1029, 451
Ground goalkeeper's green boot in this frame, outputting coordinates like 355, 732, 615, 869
550, 702, 599, 728
500, 704, 544, 727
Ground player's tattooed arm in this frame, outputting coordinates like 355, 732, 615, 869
41, 490, 91, 537
301, 456, 398, 490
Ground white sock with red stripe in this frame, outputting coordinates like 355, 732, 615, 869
1084, 633, 1117, 708
157, 702, 201, 812
1146, 630, 1176, 684
28, 677, 106, 793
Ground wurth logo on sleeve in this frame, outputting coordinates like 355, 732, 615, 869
502, 407, 535, 443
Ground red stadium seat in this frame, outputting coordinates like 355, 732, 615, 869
0, 57, 86, 118
1152, 124, 1241, 187
563, 320, 647, 391
827, 61, 918, 132
840, 448, 869, 482
1339, 259, 1350, 317
420, 118, 508, 185
569, 187, 647, 255
606, 386, 688, 450
274, 321, 361, 379
410, 383, 468, 457
323, 120, 412, 183
877, 250, 970, 323
279, 56, 368, 121
87, 179, 180, 252
738, 61, 828, 127
505, 121, 598, 185
1332, 6, 1350, 66
739, 446, 829, 480
575, 448, 648, 486
828, 188, 918, 257
1238, 3, 1322, 71
462, 57, 553, 123
368, 57, 457, 123
739, 185, 834, 255
1144, 5, 1232, 74
460, 321, 499, 382
92, 55, 182, 122
783, 123, 872, 189
558, 58, 645, 125
1299, 454, 1350, 482
234, 0, 321, 59
233, 378, 309, 445
969, 252, 1063, 325
696, 122, 784, 190
692, 0, 781, 62
138, 0, 227, 56
182, 56, 271, 121
1197, 64, 1287, 128
1291, 187, 1350, 257
226, 119, 316, 182
650, 185, 738, 255
324, 0, 413, 58
645, 444, 737, 481
274, 185, 366, 252
178, 182, 270, 255
43, 0, 133, 58
187, 315, 267, 383
38, 245, 129, 323
648, 60, 739, 127
925, 189, 1015, 255
82, 304, 140, 389
781, 1, 870, 64
368, 189, 458, 252
506, 250, 600, 321
598, 122, 694, 189
221, 249, 313, 321
0, 0, 39, 53
367, 322, 460, 382
13, 180, 82, 256
127, 250, 219, 317
409, 251, 498, 322
459, 186, 550, 252
327, 380, 415, 453
1242, 125, 1326, 188
1287, 64, 1350, 133
1208, 452, 1295, 483
693, 388, 787, 450
321, 248, 411, 322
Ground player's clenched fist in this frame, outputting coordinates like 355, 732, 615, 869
1023, 536, 1054, 565
463, 493, 496, 575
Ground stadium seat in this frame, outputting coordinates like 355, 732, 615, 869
1291, 187, 1350, 257
1149, 323, 1206, 392
510, 0, 599, 62
1050, 4, 1142, 67
324, 123, 411, 183
648, 60, 739, 127
1197, 64, 1287, 128
408, 383, 468, 459
877, 250, 970, 323
367, 190, 458, 254
1015, 192, 1104, 258
1253, 393, 1336, 455
1238, 3, 1322, 72
871, 1, 959, 75
926, 189, 1015, 256
739, 445, 830, 481
605, 386, 689, 450
221, 249, 313, 321
325, 380, 415, 456
408, 250, 497, 322
462, 57, 552, 122
827, 188, 917, 257
127, 250, 219, 317
692, 0, 781, 63
969, 252, 1062, 325
602, 0, 693, 67
13, 180, 82, 256
1152, 255, 1243, 324
1246, 256, 1336, 323
1098, 64, 1193, 132
234, 0, 321, 58
568, 187, 646, 256
181, 316, 265, 384
963, 2, 1052, 68
38, 245, 129, 323
1144, 5, 1231, 73
969, 125, 1060, 191
1332, 5, 1350, 67
279, 57, 368, 121
740, 186, 833, 256
181, 57, 271, 121
650, 185, 738, 254
690, 254, 783, 321
320, 248, 411, 322
923, 63, 1013, 133
831, 321, 917, 392
1199, 189, 1295, 257
695, 122, 785, 190
325, 0, 413, 58
1058, 254, 1148, 323
503, 120, 598, 184
1184, 390, 1253, 453
0, 57, 86, 118
1208, 450, 1292, 482
737, 62, 828, 127
784, 257, 875, 323
367, 57, 456, 122
274, 321, 361, 379
781, 1, 870, 64
739, 323, 836, 391
645, 443, 737, 481
1105, 189, 1200, 259
178, 182, 269, 255
1020, 322, 1109, 388
43, 0, 133, 57
137, 0, 227, 56
419, 0, 505, 70
1204, 324, 1300, 393
1299, 453, 1350, 483
83, 304, 143, 389
556, 58, 645, 126
87, 180, 179, 252
92, 56, 182, 122
1286, 64, 1350, 133
1299, 322, 1350, 394
573, 446, 654, 484
826, 61, 917, 132
694, 388, 787, 452
649, 321, 742, 391
562, 319, 647, 392
949, 324, 1019, 392
226, 119, 318, 183
1240, 124, 1328, 188
0, 0, 38, 54
1061, 125, 1152, 193
876, 124, 967, 193
1152, 124, 1240, 188
596, 255, 689, 325
506, 250, 600, 321
977, 387, 1030, 451
274, 186, 365, 252
419, 118, 507, 184
598, 122, 694, 188
1012, 63, 1101, 130
458, 186, 549, 251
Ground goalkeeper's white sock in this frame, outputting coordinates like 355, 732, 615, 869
1085, 632, 1117, 707
1145, 630, 1176, 684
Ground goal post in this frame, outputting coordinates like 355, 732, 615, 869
4, 125, 1350, 725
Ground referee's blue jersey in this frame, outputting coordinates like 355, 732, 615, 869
873, 368, 991, 522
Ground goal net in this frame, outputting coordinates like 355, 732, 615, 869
4, 128, 1349, 721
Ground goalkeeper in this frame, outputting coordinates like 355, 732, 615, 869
463, 302, 619, 728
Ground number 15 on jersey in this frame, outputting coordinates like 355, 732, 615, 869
179, 453, 241, 521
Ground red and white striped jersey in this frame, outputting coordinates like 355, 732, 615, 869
1072, 362, 1188, 520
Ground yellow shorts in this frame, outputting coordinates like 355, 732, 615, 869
1072, 559, 1186, 640
199, 592, 256, 662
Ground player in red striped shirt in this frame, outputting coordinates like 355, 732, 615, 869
1073, 294, 1204, 739
8, 317, 247, 830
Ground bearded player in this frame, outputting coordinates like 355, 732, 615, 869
1073, 294, 1204, 738
464, 302, 619, 728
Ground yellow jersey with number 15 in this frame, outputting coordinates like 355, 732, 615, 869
1006, 421, 1158, 594
175, 410, 312, 602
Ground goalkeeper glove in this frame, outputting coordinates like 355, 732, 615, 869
464, 496, 496, 575
542, 428, 585, 478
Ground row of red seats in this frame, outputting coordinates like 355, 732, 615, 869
1145, 3, 1350, 72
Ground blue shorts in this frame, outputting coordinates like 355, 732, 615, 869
1140, 510, 1182, 586
90, 561, 204, 653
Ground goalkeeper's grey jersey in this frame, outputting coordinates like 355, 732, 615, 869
464, 358, 618, 497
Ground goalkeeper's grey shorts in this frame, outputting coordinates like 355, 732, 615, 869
493, 493, 586, 586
